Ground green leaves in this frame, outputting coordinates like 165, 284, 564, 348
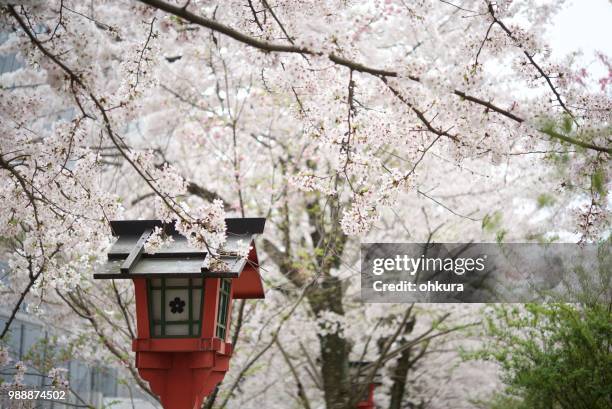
482, 211, 503, 233
591, 167, 607, 198
481, 211, 508, 243
538, 115, 611, 154
561, 114, 573, 134
470, 302, 612, 409
536, 194, 555, 209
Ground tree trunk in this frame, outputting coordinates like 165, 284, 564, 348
308, 275, 352, 409
388, 346, 412, 409
388, 318, 427, 409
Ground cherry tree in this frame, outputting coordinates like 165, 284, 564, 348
0, 0, 609, 408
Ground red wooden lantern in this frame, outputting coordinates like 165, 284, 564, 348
94, 218, 266, 409
356, 383, 378, 409
350, 361, 382, 409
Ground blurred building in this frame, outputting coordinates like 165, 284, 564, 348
0, 259, 158, 408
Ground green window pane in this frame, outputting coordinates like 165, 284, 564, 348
215, 279, 231, 340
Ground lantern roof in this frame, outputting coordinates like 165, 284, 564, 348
349, 361, 383, 385
93, 218, 266, 284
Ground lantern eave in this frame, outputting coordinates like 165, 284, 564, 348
97, 218, 264, 281
93, 271, 242, 279
93, 257, 247, 279
109, 218, 266, 237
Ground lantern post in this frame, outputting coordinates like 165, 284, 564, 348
94, 218, 266, 409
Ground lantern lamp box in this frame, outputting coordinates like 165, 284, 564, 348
94, 218, 265, 409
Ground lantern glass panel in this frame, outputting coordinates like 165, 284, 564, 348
148, 278, 204, 338
165, 324, 190, 336
215, 278, 232, 340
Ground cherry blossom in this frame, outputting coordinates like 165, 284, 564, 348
0, 1, 609, 408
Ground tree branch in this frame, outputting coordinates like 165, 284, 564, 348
5, 5, 217, 249
138, 0, 308, 54
486, 2, 575, 121
136, 0, 611, 154
275, 338, 312, 409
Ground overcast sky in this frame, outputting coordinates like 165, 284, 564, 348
546, 0, 612, 78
